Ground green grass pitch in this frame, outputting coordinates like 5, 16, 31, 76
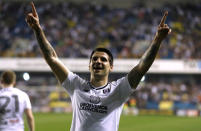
25, 113, 201, 131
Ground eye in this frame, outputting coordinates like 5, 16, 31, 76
92, 57, 98, 61
100, 57, 107, 62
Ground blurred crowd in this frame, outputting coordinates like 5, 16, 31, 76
0, 1, 201, 59
16, 73, 201, 112
131, 81, 201, 110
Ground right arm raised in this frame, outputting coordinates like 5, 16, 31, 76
26, 2, 69, 83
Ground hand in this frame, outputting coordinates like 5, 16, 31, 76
156, 11, 171, 40
25, 2, 40, 30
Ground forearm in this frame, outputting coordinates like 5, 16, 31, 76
26, 2, 69, 84
128, 34, 163, 88
25, 109, 35, 131
128, 12, 170, 89
27, 116, 35, 131
33, 26, 69, 83
138, 34, 163, 74
33, 26, 57, 59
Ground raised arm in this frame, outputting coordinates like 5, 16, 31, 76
25, 2, 69, 83
128, 11, 171, 89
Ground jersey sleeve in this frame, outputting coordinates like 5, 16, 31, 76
24, 93, 32, 109
62, 71, 83, 96
114, 75, 134, 103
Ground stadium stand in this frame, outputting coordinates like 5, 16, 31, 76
0, 1, 201, 59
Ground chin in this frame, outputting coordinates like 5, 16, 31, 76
93, 71, 103, 76
94, 72, 102, 75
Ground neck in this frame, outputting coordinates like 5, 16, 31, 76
1, 84, 14, 88
90, 75, 108, 87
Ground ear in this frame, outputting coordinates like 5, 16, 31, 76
13, 82, 16, 87
110, 65, 113, 71
89, 62, 92, 71
0, 80, 3, 84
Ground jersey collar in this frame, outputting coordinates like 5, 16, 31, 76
88, 82, 109, 90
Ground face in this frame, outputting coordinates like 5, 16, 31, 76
89, 51, 113, 77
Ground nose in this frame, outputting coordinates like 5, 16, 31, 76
96, 58, 101, 63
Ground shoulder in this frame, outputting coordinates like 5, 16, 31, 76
110, 76, 128, 86
13, 88, 29, 96
63, 71, 86, 84
110, 75, 132, 92
62, 71, 88, 93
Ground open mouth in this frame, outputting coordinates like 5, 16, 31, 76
93, 64, 104, 70
93, 67, 104, 70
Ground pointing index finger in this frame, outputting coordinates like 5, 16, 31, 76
31, 1, 38, 17
159, 11, 168, 26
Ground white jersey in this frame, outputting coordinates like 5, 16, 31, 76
0, 87, 31, 131
62, 72, 134, 131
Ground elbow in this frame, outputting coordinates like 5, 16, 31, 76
137, 63, 150, 75
27, 113, 34, 121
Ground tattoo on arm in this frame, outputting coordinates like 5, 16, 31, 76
34, 28, 57, 59
138, 36, 161, 74
128, 36, 162, 88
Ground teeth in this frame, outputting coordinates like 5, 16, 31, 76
93, 65, 103, 69
94, 67, 103, 69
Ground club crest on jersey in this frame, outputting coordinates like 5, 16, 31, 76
103, 88, 111, 94
89, 95, 100, 104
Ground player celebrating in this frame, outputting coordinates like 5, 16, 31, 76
0, 70, 35, 131
26, 2, 171, 131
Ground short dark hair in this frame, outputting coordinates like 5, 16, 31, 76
0, 70, 16, 85
90, 48, 113, 66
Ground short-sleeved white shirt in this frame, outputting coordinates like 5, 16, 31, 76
62, 72, 134, 131
0, 87, 31, 131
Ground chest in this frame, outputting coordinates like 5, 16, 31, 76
76, 87, 114, 103
72, 85, 121, 113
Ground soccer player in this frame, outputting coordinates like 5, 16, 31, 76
0, 70, 35, 131
26, 2, 171, 131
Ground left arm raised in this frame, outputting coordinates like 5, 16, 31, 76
128, 11, 171, 89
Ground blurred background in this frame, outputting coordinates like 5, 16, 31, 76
0, 0, 201, 117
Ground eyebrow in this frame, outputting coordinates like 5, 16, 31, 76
92, 56, 108, 59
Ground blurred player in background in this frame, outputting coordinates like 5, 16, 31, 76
0, 70, 35, 131
26, 2, 171, 131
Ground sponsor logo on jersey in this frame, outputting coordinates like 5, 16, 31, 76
80, 103, 107, 114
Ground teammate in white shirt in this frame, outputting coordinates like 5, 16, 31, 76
26, 2, 171, 131
0, 70, 35, 131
